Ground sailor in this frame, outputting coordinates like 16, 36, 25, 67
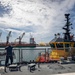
4, 43, 17, 72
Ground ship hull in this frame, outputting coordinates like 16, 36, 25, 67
0, 43, 36, 48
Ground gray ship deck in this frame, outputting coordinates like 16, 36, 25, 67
0, 63, 75, 75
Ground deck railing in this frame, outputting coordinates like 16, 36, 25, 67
0, 47, 74, 65
0, 47, 51, 65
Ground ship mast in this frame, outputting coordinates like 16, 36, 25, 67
63, 14, 72, 42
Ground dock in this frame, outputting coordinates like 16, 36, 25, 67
0, 63, 75, 75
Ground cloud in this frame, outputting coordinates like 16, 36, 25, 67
0, 0, 75, 43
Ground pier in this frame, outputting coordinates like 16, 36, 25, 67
0, 63, 75, 75
0, 47, 75, 75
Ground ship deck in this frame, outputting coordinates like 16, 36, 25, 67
0, 63, 75, 75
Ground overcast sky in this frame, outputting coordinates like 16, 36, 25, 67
0, 0, 75, 43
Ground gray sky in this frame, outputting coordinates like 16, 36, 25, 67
0, 0, 75, 43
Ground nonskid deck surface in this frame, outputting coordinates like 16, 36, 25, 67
0, 63, 75, 75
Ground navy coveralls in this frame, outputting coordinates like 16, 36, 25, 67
5, 46, 13, 66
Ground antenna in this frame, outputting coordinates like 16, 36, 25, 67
63, 14, 72, 41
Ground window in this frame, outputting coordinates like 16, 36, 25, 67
65, 44, 70, 47
65, 43, 70, 52
73, 43, 75, 47
50, 44, 55, 48
56, 43, 63, 48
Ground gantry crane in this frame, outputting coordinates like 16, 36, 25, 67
6, 31, 12, 44
16, 32, 25, 44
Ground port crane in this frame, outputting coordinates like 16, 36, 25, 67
16, 32, 25, 44
6, 31, 12, 44
0, 32, 2, 42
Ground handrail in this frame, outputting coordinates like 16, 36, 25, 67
0, 47, 51, 65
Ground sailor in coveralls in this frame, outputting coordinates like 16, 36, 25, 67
4, 43, 16, 72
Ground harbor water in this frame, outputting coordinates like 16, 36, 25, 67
0, 47, 51, 65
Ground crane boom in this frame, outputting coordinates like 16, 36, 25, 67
8, 31, 11, 37
0, 32, 2, 37
16, 32, 25, 44
6, 31, 12, 44
0, 32, 2, 42
21, 32, 25, 39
